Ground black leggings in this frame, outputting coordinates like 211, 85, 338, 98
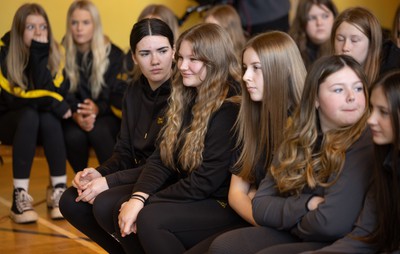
63, 115, 120, 172
208, 226, 330, 254
0, 107, 66, 178
59, 186, 127, 254
92, 186, 245, 254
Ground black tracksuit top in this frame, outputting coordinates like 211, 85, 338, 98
111, 82, 241, 203
99, 76, 171, 187
0, 32, 69, 118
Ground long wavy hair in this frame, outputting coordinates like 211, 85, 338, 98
289, 0, 338, 69
63, 0, 110, 99
364, 71, 400, 251
159, 23, 241, 173
204, 4, 246, 59
236, 31, 306, 184
7, 3, 61, 90
271, 55, 369, 196
331, 7, 382, 84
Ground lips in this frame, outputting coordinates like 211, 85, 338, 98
246, 87, 257, 93
151, 68, 162, 74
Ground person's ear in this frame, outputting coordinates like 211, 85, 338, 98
131, 51, 137, 65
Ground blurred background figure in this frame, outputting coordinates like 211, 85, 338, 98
204, 4, 246, 59
289, 0, 338, 70
62, 0, 124, 173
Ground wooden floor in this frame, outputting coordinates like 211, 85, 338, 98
0, 148, 107, 253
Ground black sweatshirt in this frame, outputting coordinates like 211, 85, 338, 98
307, 151, 400, 253
111, 83, 241, 203
64, 43, 124, 117
98, 76, 171, 187
0, 32, 69, 118
253, 128, 374, 242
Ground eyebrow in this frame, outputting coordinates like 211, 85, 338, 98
138, 46, 169, 53
329, 80, 363, 86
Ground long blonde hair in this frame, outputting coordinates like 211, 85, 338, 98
7, 3, 61, 90
236, 31, 306, 184
159, 23, 241, 173
63, 0, 110, 99
271, 55, 369, 196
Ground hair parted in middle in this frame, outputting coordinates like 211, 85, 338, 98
7, 3, 61, 90
64, 0, 110, 99
129, 18, 174, 81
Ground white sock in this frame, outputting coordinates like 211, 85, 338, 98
13, 179, 29, 192
50, 175, 67, 188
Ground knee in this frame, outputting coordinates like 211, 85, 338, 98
208, 233, 234, 254
39, 112, 61, 130
59, 187, 79, 218
19, 108, 39, 128
63, 124, 85, 145
136, 204, 160, 231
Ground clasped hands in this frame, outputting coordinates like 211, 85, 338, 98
73, 98, 98, 131
72, 167, 108, 204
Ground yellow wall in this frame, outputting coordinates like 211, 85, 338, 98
0, 0, 200, 52
0, 0, 398, 51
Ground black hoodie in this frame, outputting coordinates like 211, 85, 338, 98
0, 32, 69, 118
98, 75, 172, 187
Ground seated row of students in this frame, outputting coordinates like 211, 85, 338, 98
0, 0, 124, 223
60, 12, 400, 254
1, 2, 399, 253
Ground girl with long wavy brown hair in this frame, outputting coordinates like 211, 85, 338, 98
310, 70, 400, 253
92, 23, 244, 253
209, 55, 374, 254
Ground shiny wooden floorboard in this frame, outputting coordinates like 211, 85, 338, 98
0, 149, 107, 254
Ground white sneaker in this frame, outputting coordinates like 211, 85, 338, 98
47, 184, 67, 220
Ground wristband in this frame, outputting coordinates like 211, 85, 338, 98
130, 193, 146, 203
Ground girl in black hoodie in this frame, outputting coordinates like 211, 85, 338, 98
0, 3, 70, 223
59, 18, 175, 253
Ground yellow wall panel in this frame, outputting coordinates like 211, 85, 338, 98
0, 0, 398, 50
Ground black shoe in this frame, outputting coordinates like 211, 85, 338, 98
10, 188, 38, 224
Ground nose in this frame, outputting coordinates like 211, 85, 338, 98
151, 53, 160, 65
316, 16, 322, 26
342, 39, 350, 53
178, 58, 188, 71
34, 26, 41, 36
347, 89, 355, 103
242, 69, 251, 82
367, 110, 377, 126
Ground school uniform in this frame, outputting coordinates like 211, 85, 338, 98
0, 31, 69, 179
305, 151, 400, 254
63, 43, 124, 172
59, 76, 171, 254
209, 128, 374, 254
92, 82, 245, 254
